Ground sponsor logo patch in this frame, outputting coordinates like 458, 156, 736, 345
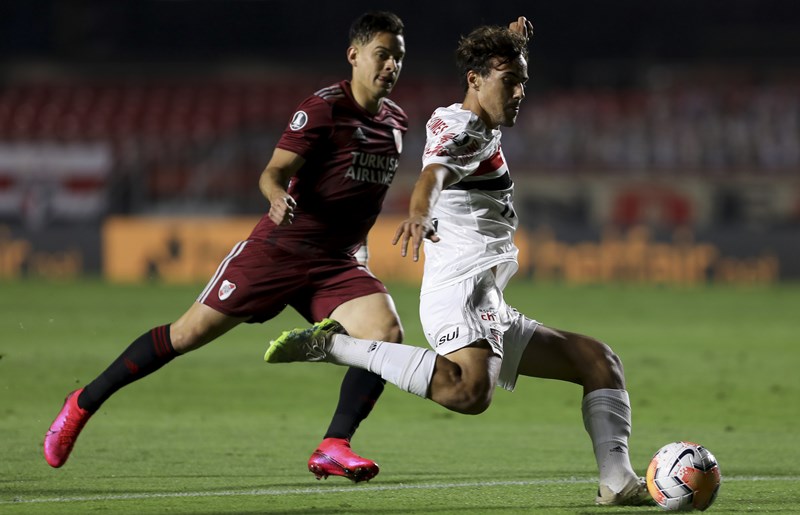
436, 326, 461, 345
479, 309, 497, 322
289, 111, 308, 131
218, 279, 237, 300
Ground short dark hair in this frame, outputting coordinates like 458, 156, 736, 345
349, 11, 404, 46
455, 26, 529, 90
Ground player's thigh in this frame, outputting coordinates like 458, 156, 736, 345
305, 261, 402, 341
516, 325, 595, 384
330, 292, 403, 342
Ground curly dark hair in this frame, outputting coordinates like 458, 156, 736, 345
455, 26, 529, 91
349, 11, 404, 46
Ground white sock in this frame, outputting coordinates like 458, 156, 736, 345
582, 388, 639, 493
328, 335, 436, 398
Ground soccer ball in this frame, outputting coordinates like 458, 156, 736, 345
646, 441, 721, 511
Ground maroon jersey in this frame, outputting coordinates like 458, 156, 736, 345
249, 80, 408, 256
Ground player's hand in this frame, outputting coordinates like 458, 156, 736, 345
392, 216, 440, 262
509, 16, 533, 41
268, 194, 296, 226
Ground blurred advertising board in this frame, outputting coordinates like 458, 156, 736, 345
96, 216, 784, 285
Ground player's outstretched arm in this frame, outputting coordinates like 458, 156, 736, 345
392, 164, 456, 261
259, 148, 304, 225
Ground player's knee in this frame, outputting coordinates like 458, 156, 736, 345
169, 323, 204, 353
442, 373, 493, 414
349, 319, 404, 343
380, 321, 404, 343
585, 337, 625, 388
604, 346, 625, 386
595, 339, 623, 375
458, 395, 492, 415
168, 326, 191, 352
450, 385, 493, 414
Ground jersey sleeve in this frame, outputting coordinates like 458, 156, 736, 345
276, 95, 334, 158
421, 112, 483, 180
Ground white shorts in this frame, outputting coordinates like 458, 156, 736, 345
419, 270, 540, 391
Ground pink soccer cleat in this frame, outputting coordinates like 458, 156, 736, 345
44, 388, 92, 468
308, 437, 380, 483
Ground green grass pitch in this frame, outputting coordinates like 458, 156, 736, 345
2, 280, 799, 513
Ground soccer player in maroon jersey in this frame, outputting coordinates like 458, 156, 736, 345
44, 11, 407, 483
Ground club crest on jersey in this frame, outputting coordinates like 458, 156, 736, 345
289, 111, 308, 131
218, 279, 237, 300
393, 128, 403, 153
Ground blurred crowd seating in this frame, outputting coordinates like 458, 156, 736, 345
510, 83, 799, 174
0, 74, 797, 217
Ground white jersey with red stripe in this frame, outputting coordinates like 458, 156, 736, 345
419, 103, 519, 294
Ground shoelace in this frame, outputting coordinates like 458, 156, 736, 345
305, 337, 328, 361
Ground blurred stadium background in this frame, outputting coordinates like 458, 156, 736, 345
1, 0, 798, 285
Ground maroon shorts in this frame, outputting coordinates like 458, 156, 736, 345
197, 239, 388, 323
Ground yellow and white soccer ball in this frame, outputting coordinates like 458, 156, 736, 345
646, 441, 721, 511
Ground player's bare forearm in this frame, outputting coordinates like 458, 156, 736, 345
392, 165, 455, 261
408, 169, 440, 219
259, 168, 288, 202
259, 148, 304, 225
260, 167, 295, 226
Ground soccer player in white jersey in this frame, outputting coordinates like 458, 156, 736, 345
265, 16, 651, 506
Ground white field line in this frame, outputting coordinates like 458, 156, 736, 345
3, 476, 799, 505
